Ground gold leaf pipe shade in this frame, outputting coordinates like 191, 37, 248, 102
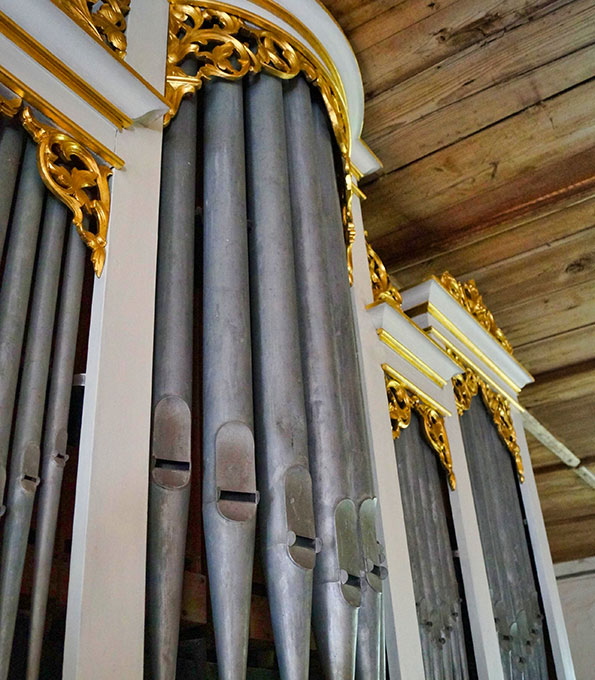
52, 0, 130, 57
385, 373, 456, 491
166, 2, 357, 282
366, 234, 403, 310
447, 347, 524, 483
21, 107, 112, 277
439, 271, 514, 354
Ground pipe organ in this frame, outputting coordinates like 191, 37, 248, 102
0, 1, 575, 679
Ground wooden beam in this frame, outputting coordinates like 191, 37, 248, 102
515, 323, 595, 375
521, 359, 595, 408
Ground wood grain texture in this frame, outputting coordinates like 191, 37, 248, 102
322, 0, 595, 561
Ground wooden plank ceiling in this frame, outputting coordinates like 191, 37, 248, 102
321, 0, 595, 563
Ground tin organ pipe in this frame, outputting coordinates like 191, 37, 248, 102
245, 73, 317, 680
146, 86, 198, 680
284, 76, 361, 680
0, 139, 45, 511
202, 78, 258, 680
0, 196, 69, 680
0, 123, 24, 259
311, 99, 386, 680
26, 224, 86, 680
461, 398, 550, 679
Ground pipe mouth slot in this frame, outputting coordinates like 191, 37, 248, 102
218, 489, 258, 504
340, 570, 361, 589
21, 474, 41, 491
290, 534, 318, 552
154, 458, 190, 472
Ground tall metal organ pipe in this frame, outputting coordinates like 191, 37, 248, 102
311, 100, 387, 680
146, 86, 198, 680
202, 78, 258, 680
0, 123, 24, 258
27, 224, 86, 680
0, 196, 69, 680
245, 72, 318, 680
0, 139, 45, 510
284, 76, 361, 680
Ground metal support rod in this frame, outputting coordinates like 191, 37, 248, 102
284, 76, 360, 680
146, 86, 198, 680
0, 138, 45, 510
0, 123, 24, 259
0, 196, 68, 680
245, 72, 317, 680
312, 99, 386, 680
203, 78, 257, 680
26, 223, 86, 680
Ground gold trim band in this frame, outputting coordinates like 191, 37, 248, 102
0, 65, 124, 168
377, 328, 446, 388
382, 364, 451, 417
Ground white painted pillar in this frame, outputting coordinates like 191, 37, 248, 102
62, 2, 169, 678
512, 408, 577, 680
350, 194, 426, 680
442, 389, 505, 680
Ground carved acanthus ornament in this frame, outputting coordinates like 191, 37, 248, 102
52, 0, 130, 57
439, 272, 514, 354
366, 235, 403, 310
0, 91, 22, 119
21, 108, 112, 277
385, 373, 456, 490
447, 348, 524, 483
166, 3, 358, 282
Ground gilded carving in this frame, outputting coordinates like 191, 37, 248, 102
446, 347, 524, 482
366, 235, 403, 310
166, 3, 357, 281
0, 92, 22, 119
385, 373, 456, 490
439, 271, 514, 354
22, 108, 112, 277
53, 0, 130, 57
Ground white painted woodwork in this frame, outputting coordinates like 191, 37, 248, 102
512, 408, 577, 680
0, 0, 168, 123
62, 3, 169, 678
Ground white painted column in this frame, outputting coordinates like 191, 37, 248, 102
350, 194, 426, 680
442, 389, 505, 680
62, 2, 169, 678
512, 408, 577, 680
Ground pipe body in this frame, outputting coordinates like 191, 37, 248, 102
0, 123, 24, 259
0, 139, 45, 509
312, 100, 386, 680
203, 78, 257, 680
146, 88, 198, 680
246, 72, 317, 680
26, 224, 86, 680
0, 196, 68, 680
284, 77, 360, 680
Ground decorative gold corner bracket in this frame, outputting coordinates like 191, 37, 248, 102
385, 372, 456, 491
439, 271, 514, 354
52, 0, 130, 57
448, 348, 524, 483
0, 90, 22, 118
21, 107, 112, 277
165, 3, 358, 282
366, 234, 403, 311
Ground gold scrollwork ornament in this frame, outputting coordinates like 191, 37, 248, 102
22, 108, 112, 277
366, 235, 403, 310
385, 374, 456, 490
0, 92, 22, 119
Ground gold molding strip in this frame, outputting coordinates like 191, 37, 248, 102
438, 272, 514, 355
426, 326, 525, 413
0, 10, 132, 130
52, 0, 130, 58
384, 367, 456, 491
414, 301, 525, 394
377, 328, 446, 388
0, 65, 124, 169
446, 346, 525, 483
382, 364, 451, 418
165, 1, 358, 283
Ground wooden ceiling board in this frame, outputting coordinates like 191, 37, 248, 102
323, 0, 595, 561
